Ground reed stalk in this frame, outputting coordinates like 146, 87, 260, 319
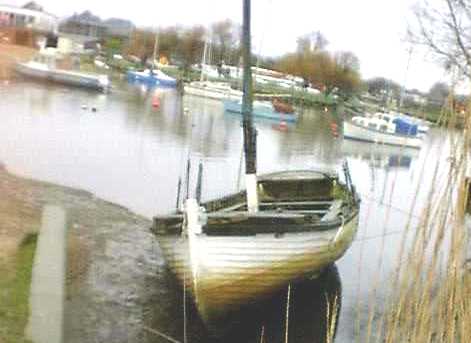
364, 81, 471, 343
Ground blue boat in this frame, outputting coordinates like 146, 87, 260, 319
223, 99, 298, 122
127, 69, 177, 88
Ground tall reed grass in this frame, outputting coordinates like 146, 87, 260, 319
362, 83, 471, 343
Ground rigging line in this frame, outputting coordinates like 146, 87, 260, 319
183, 267, 187, 343
142, 326, 182, 343
358, 193, 423, 220
354, 228, 411, 243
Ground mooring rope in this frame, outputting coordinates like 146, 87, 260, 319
142, 326, 181, 343
284, 283, 291, 343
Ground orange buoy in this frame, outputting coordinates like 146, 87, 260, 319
272, 121, 288, 132
152, 96, 160, 109
330, 122, 339, 138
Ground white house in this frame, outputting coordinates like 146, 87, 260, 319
0, 2, 58, 34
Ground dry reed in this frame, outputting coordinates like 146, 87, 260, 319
362, 80, 471, 343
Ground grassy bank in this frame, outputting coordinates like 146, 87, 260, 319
0, 233, 37, 343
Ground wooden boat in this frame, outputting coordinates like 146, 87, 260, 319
151, 0, 360, 324
152, 170, 359, 321
16, 50, 110, 92
343, 115, 423, 149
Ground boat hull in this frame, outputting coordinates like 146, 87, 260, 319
184, 84, 242, 101
223, 99, 298, 122
157, 212, 358, 322
343, 121, 422, 148
16, 63, 109, 92
127, 71, 177, 87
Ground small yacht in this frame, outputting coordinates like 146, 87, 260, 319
126, 69, 177, 87
343, 114, 423, 149
184, 81, 242, 100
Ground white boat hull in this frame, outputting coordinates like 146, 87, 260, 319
16, 62, 109, 92
184, 84, 242, 101
157, 212, 358, 321
343, 121, 422, 149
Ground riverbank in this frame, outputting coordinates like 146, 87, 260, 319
0, 163, 155, 342
0, 43, 36, 80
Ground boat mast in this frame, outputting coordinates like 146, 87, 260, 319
200, 39, 208, 82
242, 0, 259, 212
152, 28, 159, 70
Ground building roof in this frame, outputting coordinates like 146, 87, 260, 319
22, 1, 43, 11
0, 3, 58, 19
63, 11, 105, 27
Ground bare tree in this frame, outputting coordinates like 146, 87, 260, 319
211, 19, 239, 65
410, 0, 471, 79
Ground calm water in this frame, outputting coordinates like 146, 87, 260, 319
0, 80, 452, 342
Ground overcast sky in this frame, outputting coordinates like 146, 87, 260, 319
4, 0, 450, 92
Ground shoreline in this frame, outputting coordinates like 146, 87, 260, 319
0, 161, 150, 260
0, 43, 36, 80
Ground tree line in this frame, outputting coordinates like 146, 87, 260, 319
118, 22, 362, 98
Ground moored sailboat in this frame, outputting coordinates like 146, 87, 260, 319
151, 0, 360, 323
126, 30, 177, 88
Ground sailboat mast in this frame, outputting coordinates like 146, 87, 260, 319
200, 39, 208, 82
242, 0, 259, 212
152, 29, 159, 69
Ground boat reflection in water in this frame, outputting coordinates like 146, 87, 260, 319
160, 264, 342, 343
341, 139, 420, 169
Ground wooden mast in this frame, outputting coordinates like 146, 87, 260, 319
242, 0, 259, 212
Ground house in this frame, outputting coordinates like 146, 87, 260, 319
56, 34, 101, 55
0, 2, 58, 34
59, 11, 107, 39
58, 12, 134, 54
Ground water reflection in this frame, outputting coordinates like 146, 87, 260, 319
341, 140, 420, 170
155, 265, 342, 343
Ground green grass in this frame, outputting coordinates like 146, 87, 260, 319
0, 233, 37, 343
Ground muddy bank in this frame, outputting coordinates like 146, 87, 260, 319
0, 163, 174, 343
0, 43, 36, 79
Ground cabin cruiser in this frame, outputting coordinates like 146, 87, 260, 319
343, 114, 423, 149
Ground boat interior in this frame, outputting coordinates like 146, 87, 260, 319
152, 171, 358, 236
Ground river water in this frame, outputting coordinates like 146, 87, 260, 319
0, 80, 452, 342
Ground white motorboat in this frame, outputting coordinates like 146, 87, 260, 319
16, 49, 110, 92
343, 115, 423, 149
